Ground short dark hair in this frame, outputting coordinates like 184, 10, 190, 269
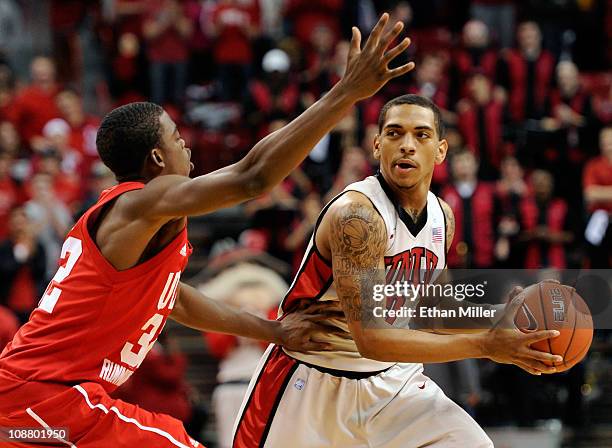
378, 94, 445, 138
96, 102, 164, 180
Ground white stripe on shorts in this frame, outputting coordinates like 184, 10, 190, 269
26, 407, 77, 447
73, 385, 193, 448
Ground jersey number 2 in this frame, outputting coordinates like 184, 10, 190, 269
39, 237, 83, 313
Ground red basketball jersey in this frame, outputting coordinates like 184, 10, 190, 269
0, 182, 193, 393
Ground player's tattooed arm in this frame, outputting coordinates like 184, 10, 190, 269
438, 198, 455, 253
328, 197, 387, 326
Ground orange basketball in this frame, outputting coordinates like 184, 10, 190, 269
514, 281, 594, 372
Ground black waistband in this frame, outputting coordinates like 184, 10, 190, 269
291, 356, 393, 380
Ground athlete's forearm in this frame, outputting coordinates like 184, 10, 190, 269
170, 282, 282, 344
234, 82, 356, 195
356, 328, 488, 363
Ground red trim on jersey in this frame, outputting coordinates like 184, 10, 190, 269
280, 248, 333, 313
233, 346, 297, 448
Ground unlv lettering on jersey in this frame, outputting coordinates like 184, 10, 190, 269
383, 248, 438, 324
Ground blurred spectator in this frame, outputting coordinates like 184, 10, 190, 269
210, 0, 258, 101
74, 161, 117, 220
284, 191, 321, 271
12, 56, 61, 151
0, 206, 47, 324
324, 146, 371, 203
28, 144, 82, 209
494, 155, 528, 266
469, 0, 515, 49
199, 263, 287, 448
40, 119, 85, 179
583, 126, 612, 267
0, 62, 17, 124
408, 54, 451, 118
49, 0, 89, 84
244, 49, 300, 138
0, 0, 24, 79
24, 173, 73, 278
143, 0, 193, 105
519, 170, 572, 269
246, 182, 300, 265
499, 21, 555, 123
441, 149, 495, 268
56, 90, 101, 173
457, 72, 508, 180
0, 151, 20, 240
0, 305, 19, 351
542, 61, 599, 165
284, 0, 342, 48
260, 0, 287, 40
301, 25, 338, 99
450, 20, 499, 104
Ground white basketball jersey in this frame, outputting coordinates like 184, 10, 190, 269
281, 174, 447, 371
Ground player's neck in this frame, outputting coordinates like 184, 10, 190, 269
387, 177, 429, 221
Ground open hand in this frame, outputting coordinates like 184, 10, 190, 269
338, 13, 415, 101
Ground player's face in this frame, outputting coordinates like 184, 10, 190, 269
156, 111, 193, 177
374, 104, 447, 190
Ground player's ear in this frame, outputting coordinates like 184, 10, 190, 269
434, 139, 448, 165
373, 134, 382, 160
150, 148, 165, 168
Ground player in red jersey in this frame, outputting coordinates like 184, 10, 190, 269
0, 14, 414, 448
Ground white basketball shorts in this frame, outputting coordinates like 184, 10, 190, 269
232, 345, 493, 447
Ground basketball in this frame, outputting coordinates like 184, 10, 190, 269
514, 281, 594, 372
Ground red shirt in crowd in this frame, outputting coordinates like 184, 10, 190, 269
145, 1, 191, 63
583, 156, 612, 213
13, 86, 61, 145
212, 3, 256, 65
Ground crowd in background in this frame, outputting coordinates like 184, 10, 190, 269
0, 0, 610, 445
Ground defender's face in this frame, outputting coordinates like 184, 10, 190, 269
374, 104, 447, 190
158, 111, 193, 177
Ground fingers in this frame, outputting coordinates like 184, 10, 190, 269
523, 348, 563, 364
363, 13, 389, 51
383, 37, 411, 64
385, 62, 415, 80
378, 21, 404, 53
302, 341, 334, 351
513, 361, 545, 376
507, 285, 524, 302
515, 358, 557, 374
502, 291, 527, 322
525, 329, 560, 344
349, 26, 361, 55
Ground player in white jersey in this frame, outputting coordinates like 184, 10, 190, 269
232, 95, 563, 447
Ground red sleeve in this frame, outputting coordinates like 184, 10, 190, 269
203, 332, 238, 359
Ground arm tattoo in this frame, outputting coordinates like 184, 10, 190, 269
330, 202, 387, 323
440, 199, 455, 253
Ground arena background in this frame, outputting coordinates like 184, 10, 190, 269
0, 0, 610, 447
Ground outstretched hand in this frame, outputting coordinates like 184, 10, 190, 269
484, 286, 562, 375
338, 13, 415, 101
